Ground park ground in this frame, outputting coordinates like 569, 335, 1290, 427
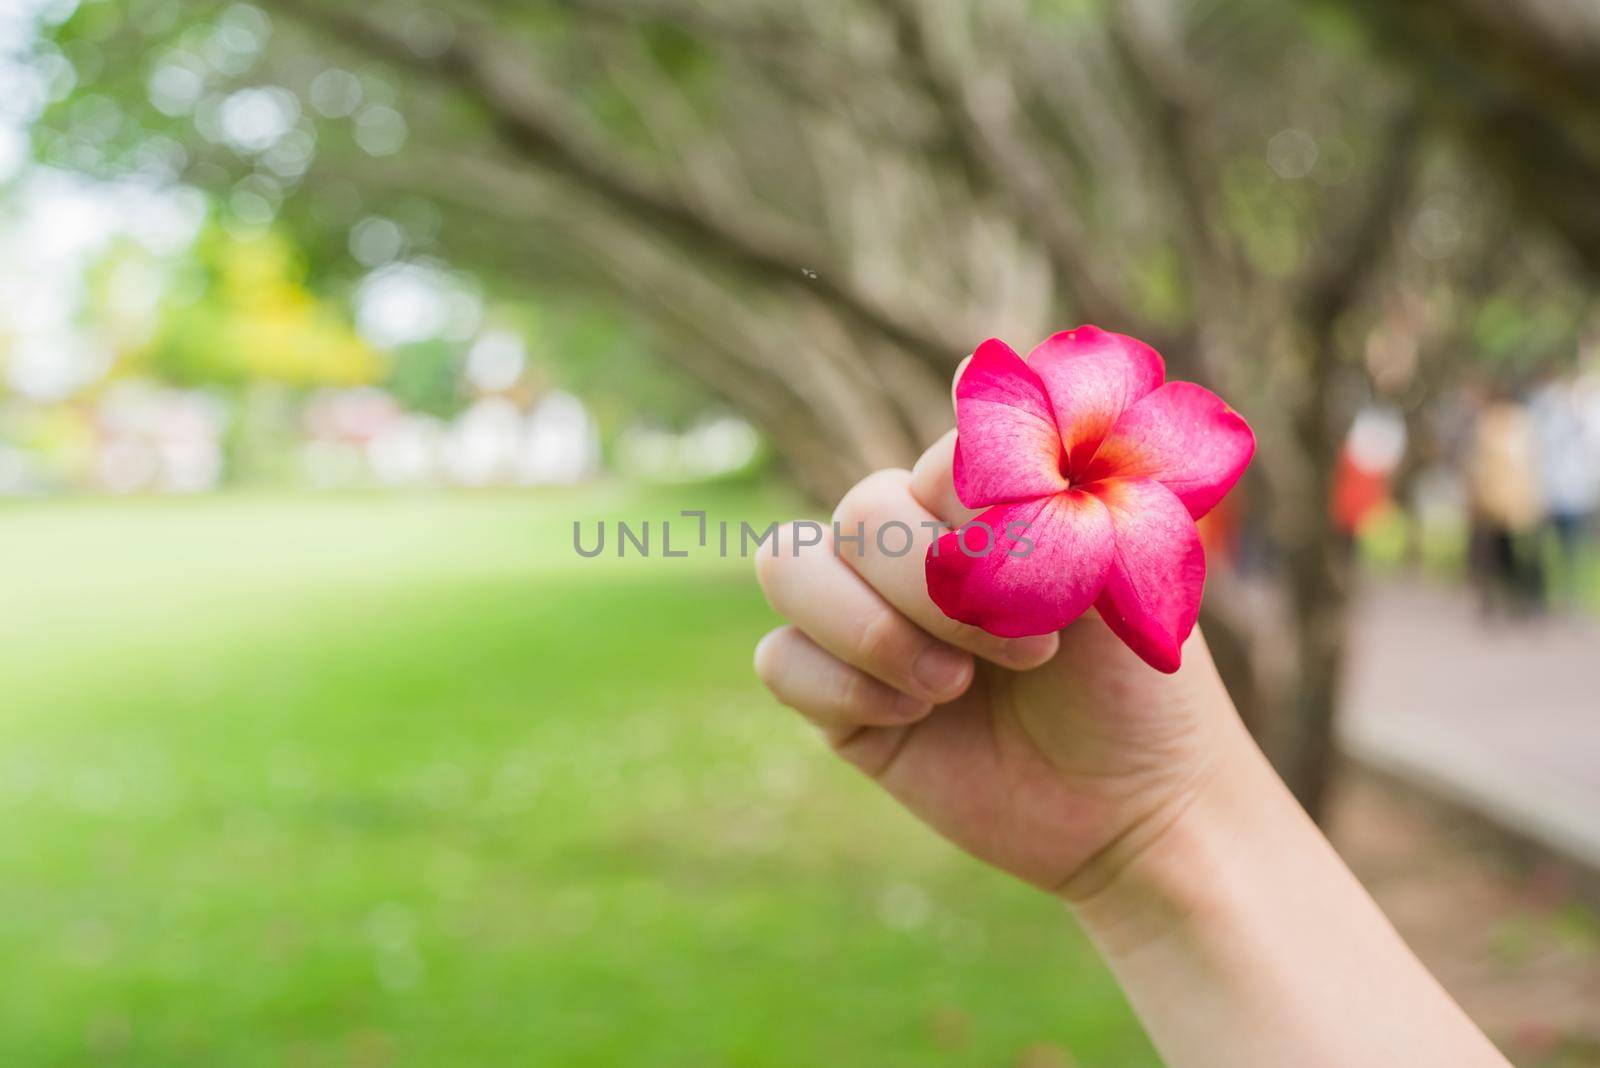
0, 486, 1595, 1066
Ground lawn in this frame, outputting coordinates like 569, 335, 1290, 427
0, 485, 1154, 1067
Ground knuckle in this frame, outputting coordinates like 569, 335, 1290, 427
754, 521, 835, 608
832, 468, 912, 530
784, 518, 834, 559
828, 666, 875, 716
752, 523, 804, 590
752, 630, 785, 688
855, 608, 907, 665
944, 616, 993, 649
752, 540, 784, 593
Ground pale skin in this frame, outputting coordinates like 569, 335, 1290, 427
754, 411, 1511, 1065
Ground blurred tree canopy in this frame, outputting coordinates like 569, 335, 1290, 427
27, 0, 1600, 817
133, 227, 381, 387
1328, 0, 1600, 274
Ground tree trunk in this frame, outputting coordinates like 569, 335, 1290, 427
1278, 533, 1353, 821
1272, 328, 1357, 822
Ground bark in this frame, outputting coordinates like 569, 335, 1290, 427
1270, 112, 1420, 819
1275, 332, 1357, 819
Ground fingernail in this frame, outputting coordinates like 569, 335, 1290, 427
1004, 634, 1057, 668
913, 644, 970, 696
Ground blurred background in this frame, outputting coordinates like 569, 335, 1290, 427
2, 0, 1599, 1064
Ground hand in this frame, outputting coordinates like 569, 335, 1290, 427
755, 392, 1509, 1067
753, 428, 1241, 897
754, 425, 1510, 1068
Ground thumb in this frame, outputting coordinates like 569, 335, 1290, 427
909, 428, 984, 529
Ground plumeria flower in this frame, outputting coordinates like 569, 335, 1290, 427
925, 326, 1255, 672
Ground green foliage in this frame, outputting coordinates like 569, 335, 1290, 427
639, 22, 715, 80
30, 0, 723, 427
537, 302, 711, 433
385, 337, 464, 418
1471, 295, 1583, 376
135, 225, 383, 388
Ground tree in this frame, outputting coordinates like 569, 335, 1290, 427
1324, 0, 1600, 275
29, 0, 1579, 819
135, 226, 381, 388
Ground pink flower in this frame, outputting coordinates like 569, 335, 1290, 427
926, 326, 1255, 672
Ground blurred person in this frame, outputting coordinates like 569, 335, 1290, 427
1466, 384, 1545, 616
1330, 447, 1389, 548
1330, 403, 1407, 550
1529, 369, 1600, 597
752, 362, 1509, 1068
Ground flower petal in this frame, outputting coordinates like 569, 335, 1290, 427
926, 491, 1114, 638
1026, 326, 1165, 477
1088, 478, 1206, 673
953, 338, 1071, 508
1085, 382, 1256, 519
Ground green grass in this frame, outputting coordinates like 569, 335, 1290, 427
0, 486, 1154, 1067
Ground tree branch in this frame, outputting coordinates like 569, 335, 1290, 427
886, 0, 1145, 334
264, 0, 959, 370
1324, 0, 1600, 277
344, 147, 927, 478
1104, 3, 1234, 282
1299, 110, 1423, 333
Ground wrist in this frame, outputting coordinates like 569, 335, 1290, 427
1056, 705, 1510, 1068
1060, 715, 1278, 956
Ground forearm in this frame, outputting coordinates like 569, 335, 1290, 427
1065, 717, 1509, 1068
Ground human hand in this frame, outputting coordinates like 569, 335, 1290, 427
753, 372, 1507, 1068
753, 427, 1242, 898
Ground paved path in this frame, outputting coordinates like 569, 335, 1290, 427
1340, 581, 1600, 868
